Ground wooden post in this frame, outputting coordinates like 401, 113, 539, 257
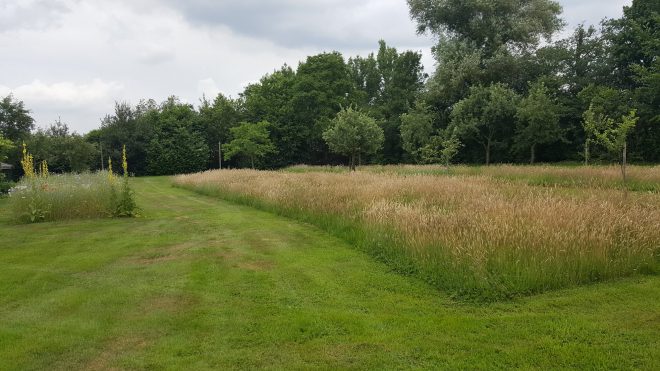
218, 141, 222, 170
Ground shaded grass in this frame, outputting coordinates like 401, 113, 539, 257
0, 177, 659, 369
174, 170, 660, 301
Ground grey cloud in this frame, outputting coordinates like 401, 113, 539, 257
161, 0, 426, 49
0, 0, 72, 32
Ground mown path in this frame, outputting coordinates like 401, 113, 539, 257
0, 177, 658, 369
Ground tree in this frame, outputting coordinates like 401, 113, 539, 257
595, 110, 639, 184
223, 121, 276, 169
418, 130, 462, 169
28, 120, 99, 173
0, 135, 13, 163
240, 65, 307, 167
197, 94, 240, 169
322, 107, 384, 171
514, 82, 563, 164
449, 84, 519, 165
0, 94, 35, 143
292, 52, 354, 164
582, 104, 614, 165
94, 101, 156, 175
146, 97, 208, 175
400, 102, 435, 163
0, 134, 14, 183
407, 0, 564, 56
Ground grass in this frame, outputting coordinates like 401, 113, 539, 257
1, 177, 659, 369
287, 164, 660, 192
174, 168, 660, 300
7, 172, 136, 223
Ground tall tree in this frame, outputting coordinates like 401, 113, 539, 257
514, 82, 563, 164
240, 66, 300, 167
0, 94, 35, 143
292, 52, 354, 164
449, 84, 519, 165
407, 0, 563, 56
400, 102, 436, 163
146, 97, 208, 175
197, 94, 240, 169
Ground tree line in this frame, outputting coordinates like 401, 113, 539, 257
0, 0, 657, 178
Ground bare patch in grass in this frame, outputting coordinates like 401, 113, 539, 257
85, 336, 150, 371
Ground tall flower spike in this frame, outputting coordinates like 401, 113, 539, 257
122, 145, 128, 178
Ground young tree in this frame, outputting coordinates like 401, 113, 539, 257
450, 84, 519, 165
400, 102, 435, 163
223, 121, 276, 169
514, 82, 563, 164
322, 107, 384, 171
596, 110, 639, 184
581, 104, 615, 165
417, 130, 463, 169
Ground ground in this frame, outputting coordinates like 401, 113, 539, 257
0, 177, 658, 370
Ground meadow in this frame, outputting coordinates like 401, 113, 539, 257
1, 177, 659, 369
174, 165, 660, 300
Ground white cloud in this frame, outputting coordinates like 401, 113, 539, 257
0, 79, 123, 106
197, 78, 221, 99
0, 0, 631, 133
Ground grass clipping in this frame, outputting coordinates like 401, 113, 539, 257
174, 169, 660, 300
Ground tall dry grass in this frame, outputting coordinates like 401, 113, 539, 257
174, 169, 660, 299
288, 164, 660, 192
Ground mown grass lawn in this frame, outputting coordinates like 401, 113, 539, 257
0, 177, 658, 370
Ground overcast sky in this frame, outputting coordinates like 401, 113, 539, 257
0, 0, 631, 133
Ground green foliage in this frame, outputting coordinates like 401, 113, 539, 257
197, 94, 241, 169
407, 0, 564, 54
514, 82, 563, 163
322, 107, 384, 170
0, 134, 13, 163
27, 120, 99, 173
450, 84, 519, 164
596, 110, 639, 155
418, 131, 463, 167
0, 94, 34, 143
147, 98, 209, 175
400, 102, 435, 163
223, 121, 276, 169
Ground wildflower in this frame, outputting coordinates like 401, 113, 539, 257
21, 143, 35, 178
122, 145, 128, 178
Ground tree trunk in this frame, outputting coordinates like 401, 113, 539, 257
584, 139, 589, 166
485, 140, 491, 166
530, 144, 536, 165
250, 156, 255, 169
349, 153, 356, 172
622, 142, 627, 184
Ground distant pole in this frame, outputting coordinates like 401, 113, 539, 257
218, 141, 222, 170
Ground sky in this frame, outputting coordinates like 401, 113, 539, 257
0, 0, 632, 133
